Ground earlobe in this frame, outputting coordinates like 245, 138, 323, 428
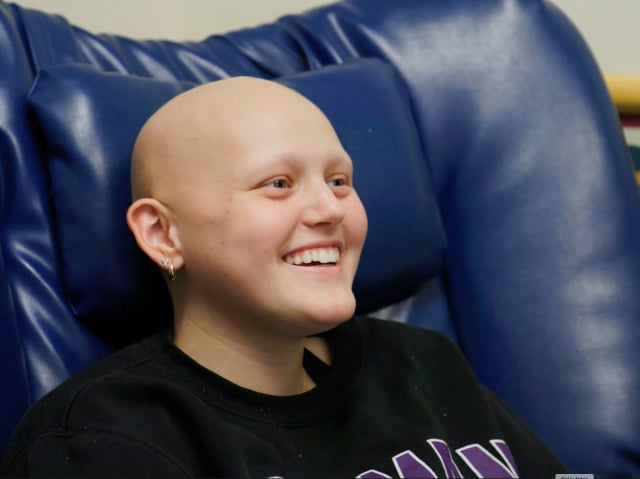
126, 199, 183, 270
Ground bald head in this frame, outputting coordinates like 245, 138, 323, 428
130, 77, 339, 203
126, 74, 365, 328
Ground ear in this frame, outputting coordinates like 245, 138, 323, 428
126, 198, 184, 270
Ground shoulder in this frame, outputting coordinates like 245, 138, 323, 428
45, 330, 163, 399
2, 332, 167, 464
349, 317, 566, 472
347, 315, 479, 388
1, 427, 192, 478
351, 315, 461, 356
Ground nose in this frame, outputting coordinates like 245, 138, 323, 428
301, 181, 346, 227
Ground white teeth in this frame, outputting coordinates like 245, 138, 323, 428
302, 250, 312, 264
284, 247, 340, 266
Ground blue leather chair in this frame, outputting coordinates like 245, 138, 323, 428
1, 0, 639, 476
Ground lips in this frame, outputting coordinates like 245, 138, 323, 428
284, 246, 340, 266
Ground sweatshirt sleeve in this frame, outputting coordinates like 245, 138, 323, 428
1, 430, 190, 478
484, 388, 568, 478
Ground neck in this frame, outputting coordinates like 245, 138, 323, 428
172, 311, 319, 396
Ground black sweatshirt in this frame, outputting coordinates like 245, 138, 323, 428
1, 316, 565, 478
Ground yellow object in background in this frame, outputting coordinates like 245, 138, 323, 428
605, 75, 640, 115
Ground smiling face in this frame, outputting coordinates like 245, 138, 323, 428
130, 78, 368, 341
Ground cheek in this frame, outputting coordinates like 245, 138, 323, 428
345, 197, 368, 248
179, 220, 224, 267
219, 202, 291, 257
176, 204, 229, 259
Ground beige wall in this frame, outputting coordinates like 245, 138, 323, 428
552, 0, 639, 75
9, 1, 332, 40
9, 0, 640, 75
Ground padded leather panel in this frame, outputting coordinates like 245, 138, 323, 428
28, 59, 444, 341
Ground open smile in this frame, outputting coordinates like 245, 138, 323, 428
283, 245, 340, 266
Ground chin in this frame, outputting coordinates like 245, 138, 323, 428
306, 296, 356, 329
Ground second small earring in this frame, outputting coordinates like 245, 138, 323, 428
160, 257, 176, 281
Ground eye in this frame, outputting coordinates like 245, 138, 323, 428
266, 178, 291, 189
327, 176, 350, 188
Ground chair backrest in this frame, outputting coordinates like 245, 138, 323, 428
2, 0, 640, 475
